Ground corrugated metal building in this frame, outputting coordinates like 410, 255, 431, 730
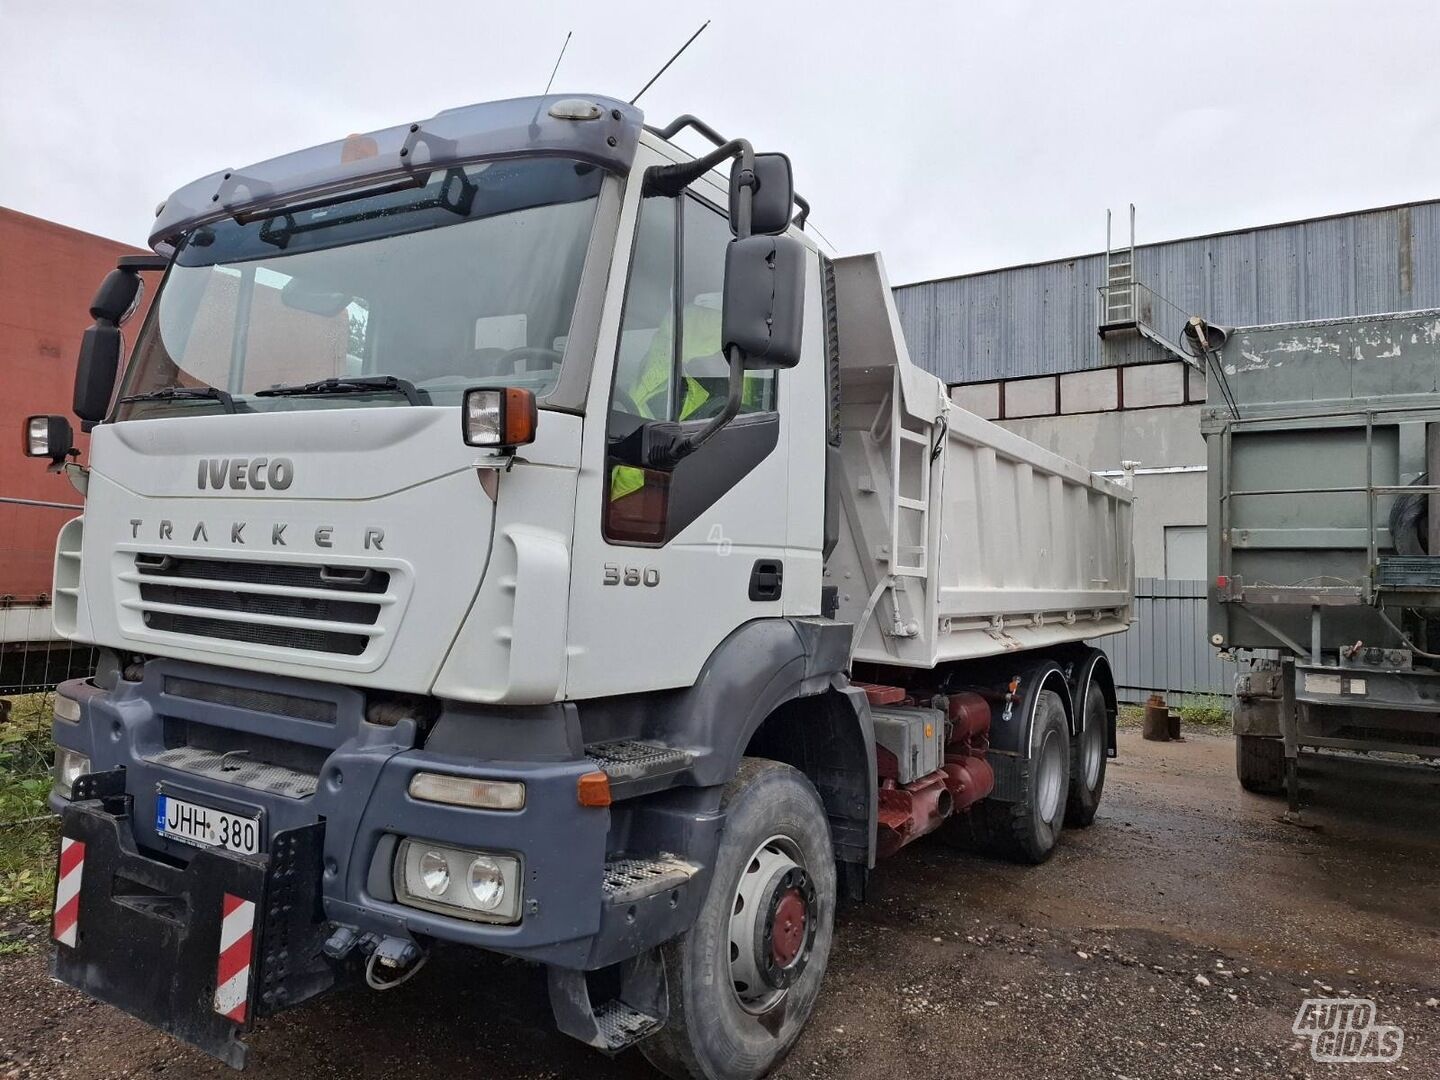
891, 198, 1440, 699
894, 198, 1440, 385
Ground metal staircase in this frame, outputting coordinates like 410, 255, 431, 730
1097, 205, 1200, 369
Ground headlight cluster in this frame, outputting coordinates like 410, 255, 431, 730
394, 838, 522, 924
53, 747, 91, 800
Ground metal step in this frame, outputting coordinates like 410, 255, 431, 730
602, 854, 699, 904
1377, 555, 1440, 589
586, 739, 692, 798
592, 1000, 663, 1050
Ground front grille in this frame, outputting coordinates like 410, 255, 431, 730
162, 675, 337, 723
128, 553, 391, 657
143, 612, 370, 655
139, 583, 380, 625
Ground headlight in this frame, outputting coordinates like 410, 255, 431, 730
53, 695, 81, 724
394, 839, 522, 924
53, 747, 91, 800
467, 856, 506, 911
417, 851, 451, 896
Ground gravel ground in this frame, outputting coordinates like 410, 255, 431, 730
1, 727, 1437, 1079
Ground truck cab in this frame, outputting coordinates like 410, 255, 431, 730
30, 95, 1129, 1079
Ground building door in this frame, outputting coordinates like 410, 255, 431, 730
1164, 525, 1207, 579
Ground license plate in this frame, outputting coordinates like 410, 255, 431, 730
156, 795, 261, 855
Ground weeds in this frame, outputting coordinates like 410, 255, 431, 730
1175, 694, 1232, 728
0, 693, 58, 922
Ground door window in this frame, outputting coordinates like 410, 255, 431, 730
605, 192, 783, 544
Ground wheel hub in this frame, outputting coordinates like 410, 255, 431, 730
728, 838, 818, 1013
770, 887, 807, 967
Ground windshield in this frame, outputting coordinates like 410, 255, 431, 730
117, 157, 604, 419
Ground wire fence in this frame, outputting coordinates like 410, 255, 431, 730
0, 496, 97, 695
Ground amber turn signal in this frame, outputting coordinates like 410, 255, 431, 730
576, 770, 612, 808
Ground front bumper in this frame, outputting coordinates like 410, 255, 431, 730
51, 784, 331, 1068
51, 663, 712, 970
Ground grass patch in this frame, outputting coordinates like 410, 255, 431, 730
1175, 694, 1232, 728
0, 692, 58, 922
1118, 704, 1145, 728
1117, 697, 1232, 731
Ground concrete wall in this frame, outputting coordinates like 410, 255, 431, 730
994, 404, 1207, 578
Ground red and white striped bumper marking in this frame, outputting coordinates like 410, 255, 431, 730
213, 893, 257, 1024
52, 836, 85, 948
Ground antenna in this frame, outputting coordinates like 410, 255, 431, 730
630, 20, 710, 105
543, 30, 572, 96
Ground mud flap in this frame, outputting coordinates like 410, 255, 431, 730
50, 776, 334, 1069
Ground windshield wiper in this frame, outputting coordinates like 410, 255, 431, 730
254, 375, 427, 405
118, 386, 236, 413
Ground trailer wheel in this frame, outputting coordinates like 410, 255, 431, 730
639, 759, 836, 1080
1064, 682, 1108, 827
1236, 734, 1285, 795
977, 689, 1070, 864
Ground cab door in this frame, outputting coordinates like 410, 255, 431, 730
565, 150, 796, 699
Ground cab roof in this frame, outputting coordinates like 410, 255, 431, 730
149, 94, 644, 253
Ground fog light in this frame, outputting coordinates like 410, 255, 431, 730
408, 772, 524, 811
467, 856, 506, 911
53, 747, 91, 799
418, 851, 451, 896
394, 839, 522, 924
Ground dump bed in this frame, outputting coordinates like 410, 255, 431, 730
825, 255, 1134, 669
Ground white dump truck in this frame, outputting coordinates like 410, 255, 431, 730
26, 95, 1133, 1078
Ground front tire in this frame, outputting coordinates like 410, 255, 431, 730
640, 759, 836, 1080
1065, 682, 1109, 826
975, 689, 1071, 864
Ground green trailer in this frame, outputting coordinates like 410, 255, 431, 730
1199, 308, 1440, 804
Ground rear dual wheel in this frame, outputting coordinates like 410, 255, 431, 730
1065, 681, 1109, 826
964, 688, 1072, 864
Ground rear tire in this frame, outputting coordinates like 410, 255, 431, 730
639, 759, 836, 1080
1065, 682, 1109, 827
975, 689, 1071, 864
1236, 734, 1285, 795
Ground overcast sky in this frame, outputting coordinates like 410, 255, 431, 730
3, 1, 1438, 285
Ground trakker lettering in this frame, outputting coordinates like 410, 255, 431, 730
197, 457, 294, 491
127, 518, 384, 550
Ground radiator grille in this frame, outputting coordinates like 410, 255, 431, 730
129, 553, 391, 657
162, 675, 337, 723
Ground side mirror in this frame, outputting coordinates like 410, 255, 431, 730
722, 234, 806, 369
90, 268, 144, 325
74, 324, 123, 422
23, 414, 75, 467
729, 153, 795, 237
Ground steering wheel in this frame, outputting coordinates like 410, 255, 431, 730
498, 346, 563, 374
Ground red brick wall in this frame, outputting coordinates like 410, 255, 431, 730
0, 208, 157, 600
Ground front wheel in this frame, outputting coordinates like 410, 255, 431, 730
640, 759, 836, 1080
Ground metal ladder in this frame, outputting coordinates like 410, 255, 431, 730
889, 377, 932, 580
1102, 204, 1137, 325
